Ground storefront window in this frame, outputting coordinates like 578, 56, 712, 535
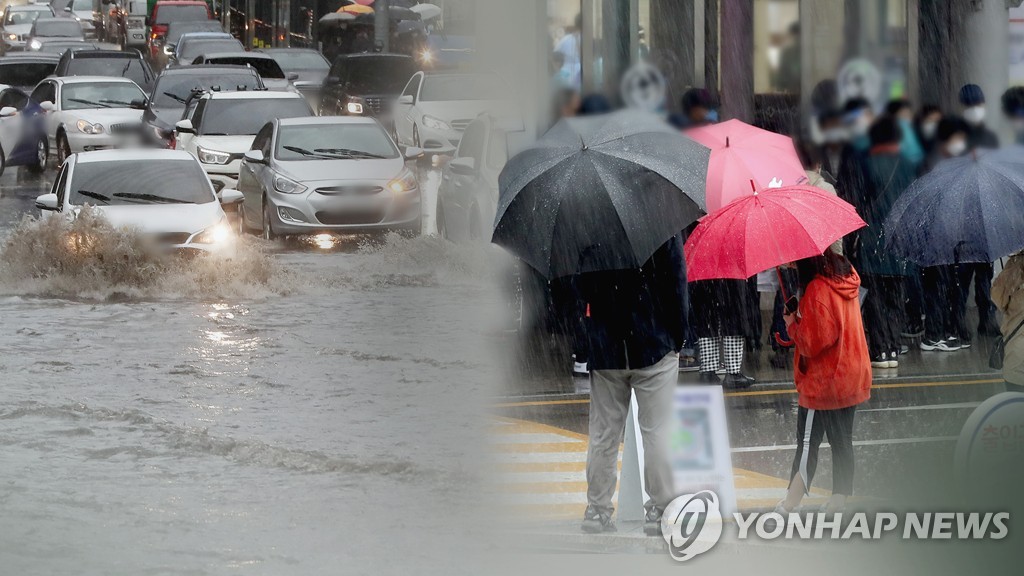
753, 0, 800, 95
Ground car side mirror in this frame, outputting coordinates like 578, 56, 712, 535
286, 72, 299, 81
448, 157, 478, 176
220, 188, 243, 205
40, 101, 55, 111
403, 146, 424, 160
0, 106, 17, 117
64, 6, 73, 12
35, 193, 59, 211
175, 119, 194, 133
398, 94, 414, 105
243, 149, 265, 164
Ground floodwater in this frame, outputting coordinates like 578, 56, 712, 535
0, 167, 507, 574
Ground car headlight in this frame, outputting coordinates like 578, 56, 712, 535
196, 146, 231, 165
422, 115, 451, 131
387, 167, 418, 194
163, 44, 174, 55
28, 38, 41, 50
346, 101, 363, 114
6, 33, 18, 41
191, 219, 233, 245
76, 120, 104, 134
273, 173, 307, 194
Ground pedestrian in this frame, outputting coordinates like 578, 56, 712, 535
914, 103, 943, 157
776, 247, 871, 514
856, 116, 916, 369
919, 117, 971, 352
815, 108, 847, 189
842, 97, 874, 153
671, 87, 717, 129
690, 278, 757, 388
885, 98, 925, 168
992, 253, 1024, 394
1001, 86, 1024, 145
958, 83, 1000, 150
575, 235, 688, 535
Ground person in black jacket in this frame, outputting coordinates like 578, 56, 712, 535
958, 84, 1000, 151
574, 234, 687, 536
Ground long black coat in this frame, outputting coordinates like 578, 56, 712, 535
690, 278, 759, 338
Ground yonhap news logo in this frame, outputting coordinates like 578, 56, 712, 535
660, 490, 724, 561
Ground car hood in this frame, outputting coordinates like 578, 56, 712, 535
64, 108, 143, 125
84, 201, 224, 235
289, 69, 327, 84
3, 24, 33, 35
145, 105, 182, 130
276, 157, 404, 182
417, 99, 514, 122
193, 134, 255, 153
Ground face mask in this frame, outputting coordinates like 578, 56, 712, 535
921, 121, 938, 139
850, 113, 871, 136
706, 109, 719, 123
946, 139, 968, 157
964, 105, 986, 125
823, 127, 847, 143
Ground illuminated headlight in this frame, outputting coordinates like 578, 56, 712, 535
273, 174, 307, 194
387, 167, 418, 194
28, 38, 41, 50
196, 146, 231, 165
6, 33, 18, 41
191, 219, 233, 245
418, 49, 434, 64
422, 115, 451, 131
163, 44, 174, 55
76, 120, 104, 134
346, 101, 363, 114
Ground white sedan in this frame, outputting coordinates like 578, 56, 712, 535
28, 75, 146, 165
34, 149, 242, 252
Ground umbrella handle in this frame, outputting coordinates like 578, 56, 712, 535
774, 332, 795, 348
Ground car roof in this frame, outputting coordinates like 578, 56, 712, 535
200, 52, 273, 60
75, 148, 198, 164
9, 4, 52, 10
157, 64, 258, 76
203, 90, 302, 100
0, 53, 59, 62
66, 50, 139, 59
178, 32, 231, 40
54, 75, 140, 85
278, 116, 378, 127
34, 17, 72, 24
259, 48, 320, 54
153, 1, 209, 7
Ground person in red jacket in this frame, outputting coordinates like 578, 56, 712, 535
776, 247, 872, 514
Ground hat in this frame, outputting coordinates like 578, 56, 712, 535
959, 84, 985, 107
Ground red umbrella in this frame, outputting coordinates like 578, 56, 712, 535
687, 119, 808, 212
684, 184, 866, 283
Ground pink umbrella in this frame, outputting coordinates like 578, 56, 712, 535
352, 0, 375, 5
687, 119, 808, 212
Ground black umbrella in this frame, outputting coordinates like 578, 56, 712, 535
493, 110, 710, 279
884, 146, 1024, 266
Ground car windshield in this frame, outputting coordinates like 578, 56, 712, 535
179, 38, 243, 60
343, 57, 417, 93
67, 57, 150, 87
268, 50, 328, 72
276, 123, 398, 161
70, 0, 93, 9
198, 98, 310, 135
69, 159, 215, 206
0, 61, 56, 87
152, 72, 260, 108
61, 82, 145, 110
420, 75, 506, 102
5, 7, 51, 25
34, 20, 82, 37
205, 57, 284, 79
155, 5, 208, 25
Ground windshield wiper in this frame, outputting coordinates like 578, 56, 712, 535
112, 192, 190, 204
162, 91, 187, 104
314, 148, 387, 159
68, 98, 110, 108
283, 145, 339, 159
76, 190, 110, 204
100, 99, 131, 106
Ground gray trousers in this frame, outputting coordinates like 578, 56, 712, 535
586, 352, 678, 516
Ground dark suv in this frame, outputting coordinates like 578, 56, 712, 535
53, 49, 155, 92
319, 53, 418, 118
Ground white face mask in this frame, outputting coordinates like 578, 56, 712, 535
964, 105, 986, 125
946, 138, 968, 157
822, 127, 847, 143
921, 121, 938, 139
850, 114, 871, 136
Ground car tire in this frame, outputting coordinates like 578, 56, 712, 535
56, 132, 71, 166
27, 138, 47, 173
261, 200, 278, 241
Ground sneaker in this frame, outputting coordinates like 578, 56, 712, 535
643, 507, 663, 537
722, 373, 755, 389
678, 355, 699, 372
581, 506, 616, 534
899, 344, 909, 355
871, 352, 891, 368
888, 351, 899, 368
921, 339, 960, 352
573, 361, 589, 376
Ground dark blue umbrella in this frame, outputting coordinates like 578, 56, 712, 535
884, 146, 1024, 266
493, 110, 710, 279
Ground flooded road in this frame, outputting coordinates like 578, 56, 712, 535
0, 166, 506, 574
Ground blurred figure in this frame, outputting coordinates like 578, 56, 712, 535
958, 84, 999, 150
775, 22, 801, 94
673, 88, 717, 129
857, 116, 916, 369
1001, 86, 1024, 144
914, 104, 943, 156
924, 116, 969, 171
992, 252, 1024, 393
578, 93, 613, 115
796, 140, 842, 255
553, 86, 581, 121
555, 14, 582, 89
816, 109, 847, 188
885, 98, 924, 168
842, 97, 874, 152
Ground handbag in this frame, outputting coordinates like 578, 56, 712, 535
989, 317, 1024, 370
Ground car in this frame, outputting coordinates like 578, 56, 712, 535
142, 64, 265, 147
394, 72, 511, 154
155, 19, 222, 70
26, 16, 83, 50
27, 75, 147, 164
147, 0, 212, 61
53, 0, 98, 39
436, 114, 525, 242
172, 90, 312, 193
1, 3, 55, 54
169, 32, 241, 67
35, 38, 96, 54
257, 47, 329, 104
236, 116, 424, 239
189, 52, 296, 91
53, 48, 155, 92
0, 83, 49, 174
33, 148, 242, 252
319, 53, 418, 118
0, 53, 59, 91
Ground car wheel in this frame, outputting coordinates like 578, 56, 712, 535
56, 132, 71, 165
27, 138, 48, 173
261, 200, 278, 241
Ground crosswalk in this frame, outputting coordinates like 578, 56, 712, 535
491, 416, 828, 520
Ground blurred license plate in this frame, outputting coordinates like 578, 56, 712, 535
132, 33, 144, 40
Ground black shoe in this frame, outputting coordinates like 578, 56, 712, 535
698, 371, 720, 383
643, 507, 663, 537
722, 373, 755, 389
581, 506, 616, 534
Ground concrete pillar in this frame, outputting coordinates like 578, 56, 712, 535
960, 0, 1010, 142
719, 0, 754, 122
648, 0, 698, 112
375, 0, 389, 52
245, 0, 255, 48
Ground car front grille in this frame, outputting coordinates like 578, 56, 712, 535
155, 232, 191, 245
315, 185, 383, 196
315, 209, 387, 226
364, 96, 384, 116
109, 122, 141, 135
451, 119, 472, 132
